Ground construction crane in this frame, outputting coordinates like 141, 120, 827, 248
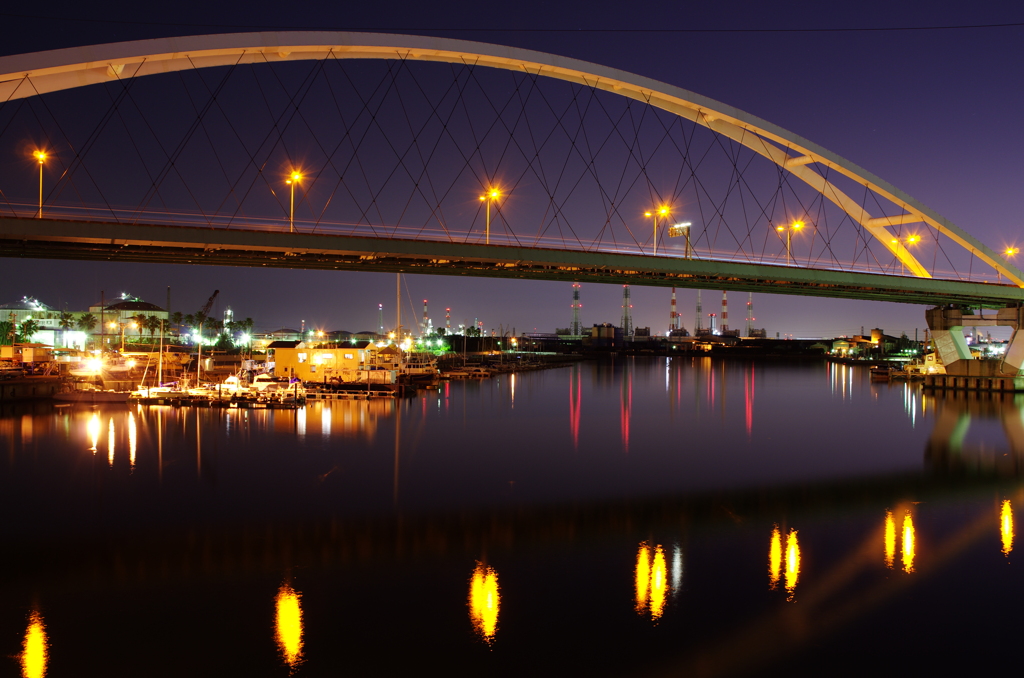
195, 290, 219, 383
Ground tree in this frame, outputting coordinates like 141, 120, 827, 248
145, 315, 162, 340
183, 314, 196, 342
170, 311, 183, 340
0, 321, 13, 346
58, 310, 75, 347
18, 319, 40, 343
76, 313, 97, 333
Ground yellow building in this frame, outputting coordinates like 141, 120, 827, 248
271, 342, 381, 382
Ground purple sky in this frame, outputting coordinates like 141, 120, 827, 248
1, 1, 1021, 339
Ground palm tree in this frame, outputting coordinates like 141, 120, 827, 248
145, 315, 162, 340
170, 311, 183, 340
183, 314, 196, 342
58, 310, 75, 348
76, 313, 97, 333
0, 321, 13, 346
18, 319, 40, 343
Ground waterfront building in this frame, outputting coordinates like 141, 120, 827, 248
271, 341, 381, 382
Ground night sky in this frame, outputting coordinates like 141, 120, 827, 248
1, 1, 1021, 339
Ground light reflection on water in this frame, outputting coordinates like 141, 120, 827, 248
884, 509, 896, 568
768, 526, 783, 589
1002, 499, 1014, 556
784, 529, 801, 600
634, 542, 670, 620
469, 563, 500, 643
902, 511, 917, 573
4, 360, 1024, 673
274, 582, 303, 670
21, 610, 46, 678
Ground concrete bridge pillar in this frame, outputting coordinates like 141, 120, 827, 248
925, 305, 1024, 376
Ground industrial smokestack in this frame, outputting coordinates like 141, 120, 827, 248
721, 291, 728, 332
670, 287, 678, 332
746, 293, 753, 336
696, 290, 703, 331
570, 283, 583, 336
621, 285, 633, 336
445, 307, 451, 330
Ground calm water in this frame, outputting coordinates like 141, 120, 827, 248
1, 357, 1021, 676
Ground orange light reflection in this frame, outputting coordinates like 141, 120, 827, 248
469, 562, 500, 643
884, 509, 896, 569
1001, 500, 1014, 557
785, 529, 800, 600
768, 526, 782, 589
21, 610, 47, 678
902, 511, 916, 573
274, 582, 304, 669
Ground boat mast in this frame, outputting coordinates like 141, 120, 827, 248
158, 319, 164, 387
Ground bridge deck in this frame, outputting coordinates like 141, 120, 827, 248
2, 216, 1021, 307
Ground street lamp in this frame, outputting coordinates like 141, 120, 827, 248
286, 171, 302, 233
33, 150, 46, 218
480, 188, 500, 245
890, 233, 921, 275
776, 220, 805, 266
108, 320, 136, 352
998, 246, 1019, 282
644, 205, 670, 255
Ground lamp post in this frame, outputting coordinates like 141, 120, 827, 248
286, 171, 302, 233
644, 206, 670, 255
33, 150, 46, 218
890, 233, 921, 276
998, 246, 1019, 282
776, 221, 805, 266
108, 320, 136, 352
480, 188, 500, 245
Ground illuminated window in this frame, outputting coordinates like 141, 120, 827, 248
344, 354, 354, 360
298, 353, 307, 363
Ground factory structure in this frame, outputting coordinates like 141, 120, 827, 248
553, 284, 767, 349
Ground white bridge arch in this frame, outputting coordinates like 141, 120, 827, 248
1, 31, 1019, 286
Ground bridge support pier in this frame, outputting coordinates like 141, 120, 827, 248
925, 305, 1024, 376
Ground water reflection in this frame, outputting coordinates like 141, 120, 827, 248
1001, 499, 1014, 556
274, 582, 304, 670
634, 542, 669, 620
924, 392, 1024, 474
128, 411, 137, 469
784, 529, 800, 600
21, 610, 47, 678
87, 412, 100, 452
469, 562, 500, 643
767, 526, 800, 598
569, 367, 581, 450
620, 364, 632, 452
902, 511, 916, 573
884, 509, 896, 569
768, 526, 782, 589
107, 417, 114, 466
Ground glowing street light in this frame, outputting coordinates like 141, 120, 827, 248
33, 150, 47, 219
480, 188, 500, 245
286, 171, 302, 233
890, 233, 921, 275
776, 221, 805, 266
644, 205, 670, 255
998, 246, 1019, 283
108, 320, 136, 352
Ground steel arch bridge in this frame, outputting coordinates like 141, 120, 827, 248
0, 31, 1021, 314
